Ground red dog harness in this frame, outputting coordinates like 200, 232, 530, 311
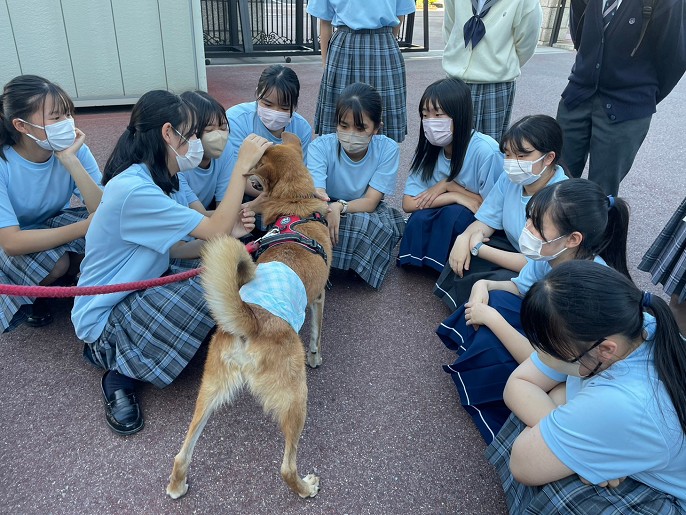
245, 213, 329, 264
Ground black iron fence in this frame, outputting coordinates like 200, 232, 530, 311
201, 0, 429, 59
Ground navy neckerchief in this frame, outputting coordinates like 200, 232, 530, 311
463, 0, 501, 48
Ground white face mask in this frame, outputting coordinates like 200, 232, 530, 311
257, 104, 291, 131
422, 118, 453, 147
504, 154, 548, 186
337, 129, 372, 155
169, 128, 204, 171
518, 226, 568, 261
21, 117, 76, 152
200, 129, 229, 159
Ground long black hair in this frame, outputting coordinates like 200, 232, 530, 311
0, 75, 74, 161
526, 178, 631, 279
521, 260, 686, 435
180, 90, 228, 136
500, 115, 563, 168
409, 78, 473, 184
103, 90, 197, 195
255, 65, 300, 115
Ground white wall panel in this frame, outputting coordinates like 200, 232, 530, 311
0, 0, 206, 106
62, 1, 124, 98
7, 0, 77, 95
0, 1, 22, 80
111, 0, 168, 97
159, 0, 201, 93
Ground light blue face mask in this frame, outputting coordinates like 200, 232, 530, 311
518, 225, 569, 261
20, 117, 76, 152
169, 128, 204, 171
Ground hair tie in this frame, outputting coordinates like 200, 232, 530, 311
607, 195, 615, 210
642, 291, 652, 308
127, 125, 136, 134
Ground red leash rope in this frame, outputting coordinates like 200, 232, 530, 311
0, 267, 203, 298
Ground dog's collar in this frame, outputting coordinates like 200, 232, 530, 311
245, 213, 328, 264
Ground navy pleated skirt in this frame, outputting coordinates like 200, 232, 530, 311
436, 290, 524, 443
396, 204, 475, 272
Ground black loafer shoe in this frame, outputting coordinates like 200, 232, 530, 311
25, 299, 53, 328
101, 375, 144, 435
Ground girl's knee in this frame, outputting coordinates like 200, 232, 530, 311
41, 253, 70, 285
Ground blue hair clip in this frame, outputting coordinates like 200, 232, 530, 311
607, 195, 615, 210
642, 291, 652, 308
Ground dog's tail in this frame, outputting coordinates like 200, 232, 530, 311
201, 235, 259, 338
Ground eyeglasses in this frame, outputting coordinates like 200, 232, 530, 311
565, 337, 606, 377
173, 127, 191, 145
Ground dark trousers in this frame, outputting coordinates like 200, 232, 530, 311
556, 95, 652, 196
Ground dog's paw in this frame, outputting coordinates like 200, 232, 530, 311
299, 473, 320, 498
307, 352, 322, 369
166, 480, 189, 499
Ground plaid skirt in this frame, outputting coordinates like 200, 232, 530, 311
486, 415, 685, 514
397, 204, 476, 272
333, 202, 405, 289
84, 258, 215, 389
0, 207, 88, 333
315, 27, 408, 143
467, 82, 516, 143
639, 197, 686, 302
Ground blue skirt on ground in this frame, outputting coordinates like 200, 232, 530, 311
486, 414, 685, 514
0, 207, 88, 333
396, 204, 475, 272
315, 27, 407, 143
333, 202, 405, 289
639, 196, 686, 303
83, 258, 215, 389
433, 231, 518, 310
437, 290, 524, 444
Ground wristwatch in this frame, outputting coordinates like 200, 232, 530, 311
470, 242, 484, 256
336, 199, 349, 215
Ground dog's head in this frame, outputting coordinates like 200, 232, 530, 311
247, 132, 315, 200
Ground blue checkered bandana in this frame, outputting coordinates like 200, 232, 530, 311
239, 261, 308, 332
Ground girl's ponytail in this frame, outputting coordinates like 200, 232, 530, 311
643, 293, 686, 434
598, 195, 630, 279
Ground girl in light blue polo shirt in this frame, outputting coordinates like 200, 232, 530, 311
307, 0, 416, 142
306, 82, 405, 289
0, 75, 103, 332
437, 179, 631, 443
495, 262, 686, 512
397, 78, 504, 272
433, 115, 569, 311
179, 90, 232, 210
71, 90, 270, 436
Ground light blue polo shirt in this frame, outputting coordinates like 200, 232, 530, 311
0, 144, 101, 229
180, 145, 233, 208
531, 315, 685, 503
512, 255, 607, 295
225, 101, 312, 175
306, 133, 399, 200
71, 163, 204, 343
307, 0, 415, 29
475, 165, 568, 249
403, 131, 503, 199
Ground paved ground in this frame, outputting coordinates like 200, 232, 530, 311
1, 11, 684, 515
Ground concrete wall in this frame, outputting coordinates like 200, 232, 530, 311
539, 0, 573, 48
0, 0, 207, 107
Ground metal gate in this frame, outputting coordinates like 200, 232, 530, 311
201, 0, 429, 59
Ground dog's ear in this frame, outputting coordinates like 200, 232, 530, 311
281, 132, 303, 158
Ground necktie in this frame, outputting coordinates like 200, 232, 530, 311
463, 0, 501, 48
603, 0, 619, 30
